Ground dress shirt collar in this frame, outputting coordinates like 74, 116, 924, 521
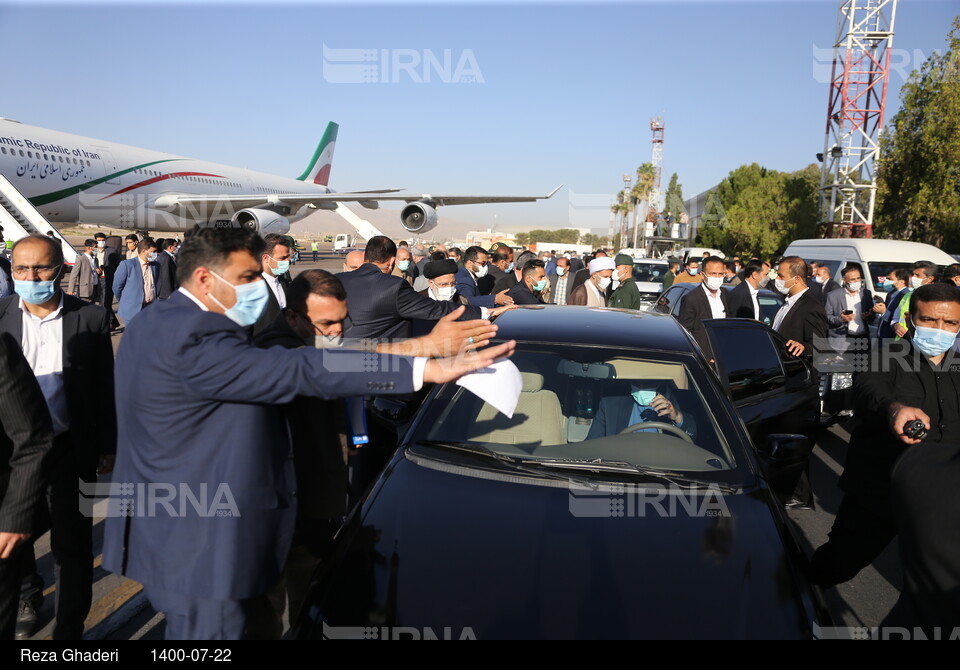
19, 294, 64, 322
179, 286, 210, 311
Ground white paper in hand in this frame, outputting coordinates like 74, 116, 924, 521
455, 358, 523, 419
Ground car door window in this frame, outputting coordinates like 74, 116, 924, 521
704, 322, 786, 401
655, 286, 680, 314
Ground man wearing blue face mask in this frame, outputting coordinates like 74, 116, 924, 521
113, 237, 159, 328
811, 282, 960, 589
103, 227, 515, 640
587, 382, 696, 440
0, 234, 115, 640
251, 234, 294, 337
505, 259, 548, 305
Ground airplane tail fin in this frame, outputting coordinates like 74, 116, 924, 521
297, 122, 339, 186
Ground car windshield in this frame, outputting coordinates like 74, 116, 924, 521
414, 346, 743, 481
867, 262, 922, 293
633, 263, 667, 283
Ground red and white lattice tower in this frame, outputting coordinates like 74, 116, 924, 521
818, 0, 898, 238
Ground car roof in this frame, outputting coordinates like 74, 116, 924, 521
784, 238, 956, 264
493, 305, 697, 352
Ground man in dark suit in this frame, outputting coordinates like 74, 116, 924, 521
0, 234, 116, 640
455, 246, 513, 309
113, 237, 159, 326
728, 261, 766, 320
505, 259, 547, 305
875, 268, 910, 340
567, 252, 584, 276
0, 332, 54, 641
251, 233, 293, 338
772, 257, 828, 362
677, 256, 731, 361
810, 262, 841, 304
824, 265, 875, 351
492, 251, 535, 295
586, 383, 695, 440
336, 236, 483, 341
93, 233, 121, 330
481, 245, 512, 296
101, 227, 513, 640
812, 283, 960, 588
154, 238, 180, 300
0, 226, 12, 299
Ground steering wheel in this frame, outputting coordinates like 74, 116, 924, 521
618, 421, 694, 444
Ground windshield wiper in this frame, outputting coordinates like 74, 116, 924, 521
516, 458, 738, 492
414, 441, 594, 485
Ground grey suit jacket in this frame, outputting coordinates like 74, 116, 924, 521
68, 253, 100, 300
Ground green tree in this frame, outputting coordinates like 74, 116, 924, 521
663, 172, 684, 223
697, 162, 821, 259
875, 18, 960, 248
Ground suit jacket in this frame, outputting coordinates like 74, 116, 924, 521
585, 393, 697, 441
0, 294, 116, 467
0, 256, 12, 299
567, 258, 584, 275
102, 290, 417, 600
878, 287, 909, 339
0, 332, 54, 535
251, 274, 290, 339
155, 250, 179, 300
728, 281, 760, 320
455, 267, 496, 308
677, 283, 731, 361
812, 278, 841, 304
774, 289, 828, 364
824, 287, 874, 340
113, 257, 159, 323
68, 253, 100, 300
337, 263, 482, 341
844, 340, 960, 515
506, 280, 545, 305
492, 271, 520, 296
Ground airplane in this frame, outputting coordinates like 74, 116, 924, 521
0, 117, 560, 238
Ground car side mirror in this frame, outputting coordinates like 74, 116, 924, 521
764, 433, 811, 463
369, 397, 415, 433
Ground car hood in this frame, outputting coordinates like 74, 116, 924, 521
299, 452, 819, 640
635, 281, 663, 294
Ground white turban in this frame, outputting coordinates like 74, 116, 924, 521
588, 257, 616, 274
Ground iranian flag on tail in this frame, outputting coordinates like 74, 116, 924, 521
297, 122, 339, 186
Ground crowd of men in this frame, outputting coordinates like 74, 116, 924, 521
0, 226, 958, 639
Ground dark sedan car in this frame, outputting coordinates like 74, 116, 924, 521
293, 307, 828, 640
652, 282, 850, 419
652, 281, 785, 326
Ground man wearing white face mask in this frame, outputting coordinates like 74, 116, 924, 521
113, 237, 159, 327
678, 256, 730, 362
825, 265, 874, 352
421, 260, 470, 307
569, 257, 614, 306
771, 256, 827, 361
455, 246, 514, 309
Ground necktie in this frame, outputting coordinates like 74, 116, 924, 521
142, 262, 155, 304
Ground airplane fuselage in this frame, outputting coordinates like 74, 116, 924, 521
0, 118, 329, 232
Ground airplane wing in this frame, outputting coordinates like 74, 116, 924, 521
150, 185, 562, 212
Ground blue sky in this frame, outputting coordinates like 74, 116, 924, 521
0, 0, 955, 232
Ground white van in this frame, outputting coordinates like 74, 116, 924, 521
677, 247, 725, 265
782, 238, 957, 297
